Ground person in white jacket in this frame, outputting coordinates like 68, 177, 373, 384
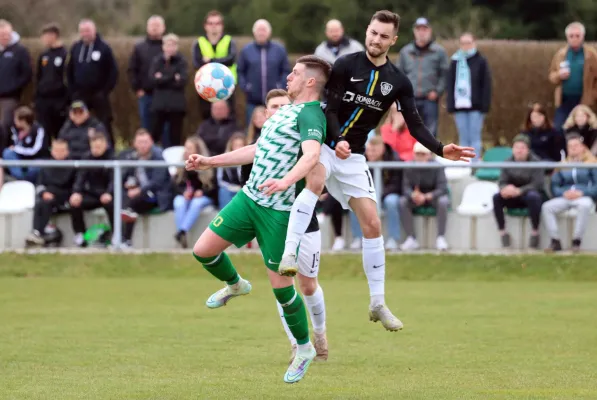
314, 19, 364, 65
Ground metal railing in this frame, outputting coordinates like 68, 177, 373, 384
1, 159, 594, 249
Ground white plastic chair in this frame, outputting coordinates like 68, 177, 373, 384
0, 180, 36, 212
435, 157, 472, 181
162, 146, 185, 177
456, 181, 499, 216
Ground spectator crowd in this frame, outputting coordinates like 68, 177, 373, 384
0, 12, 596, 252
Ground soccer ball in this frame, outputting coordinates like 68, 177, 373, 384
194, 62, 236, 102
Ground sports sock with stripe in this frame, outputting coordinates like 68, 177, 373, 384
273, 285, 310, 345
284, 189, 319, 256
193, 252, 240, 285
276, 301, 297, 345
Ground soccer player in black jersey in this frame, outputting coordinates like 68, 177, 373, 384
278, 10, 475, 332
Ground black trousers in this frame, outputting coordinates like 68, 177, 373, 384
152, 110, 185, 148
35, 97, 68, 140
322, 195, 345, 237
493, 190, 543, 230
123, 194, 158, 241
33, 192, 69, 233
70, 193, 114, 234
72, 92, 114, 145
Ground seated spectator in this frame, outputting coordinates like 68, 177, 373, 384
217, 133, 246, 208
24, 138, 76, 246
399, 142, 449, 251
195, 100, 238, 156
542, 133, 597, 252
563, 105, 597, 155
69, 133, 115, 247
521, 103, 565, 162
149, 33, 187, 148
380, 103, 416, 161
120, 129, 173, 247
173, 137, 216, 248
246, 105, 266, 144
58, 101, 106, 160
492, 134, 544, 249
2, 106, 48, 183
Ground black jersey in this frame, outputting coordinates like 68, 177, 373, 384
324, 51, 444, 156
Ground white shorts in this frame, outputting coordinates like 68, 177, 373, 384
319, 144, 377, 210
297, 230, 321, 278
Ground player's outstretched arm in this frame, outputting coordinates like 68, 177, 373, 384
186, 144, 257, 171
259, 140, 321, 196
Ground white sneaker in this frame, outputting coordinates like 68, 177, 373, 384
331, 237, 345, 251
385, 238, 399, 251
400, 236, 419, 251
436, 236, 449, 251
279, 253, 298, 277
74, 233, 85, 247
206, 278, 252, 309
349, 238, 362, 250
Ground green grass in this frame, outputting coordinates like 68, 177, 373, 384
1, 253, 597, 399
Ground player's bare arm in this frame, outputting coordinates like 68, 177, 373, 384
186, 144, 257, 171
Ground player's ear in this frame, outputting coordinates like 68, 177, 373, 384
391, 35, 398, 45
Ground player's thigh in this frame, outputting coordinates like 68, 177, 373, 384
297, 230, 321, 279
253, 206, 290, 272
334, 154, 378, 210
198, 191, 255, 253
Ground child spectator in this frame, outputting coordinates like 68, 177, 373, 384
563, 104, 597, 155
217, 133, 246, 208
521, 103, 565, 162
173, 137, 216, 248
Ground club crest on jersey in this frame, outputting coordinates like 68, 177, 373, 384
380, 82, 393, 96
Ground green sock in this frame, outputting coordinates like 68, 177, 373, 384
193, 252, 240, 285
273, 286, 310, 345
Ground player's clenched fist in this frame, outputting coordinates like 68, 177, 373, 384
185, 154, 212, 171
335, 141, 351, 160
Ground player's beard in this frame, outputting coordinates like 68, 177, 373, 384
366, 43, 386, 59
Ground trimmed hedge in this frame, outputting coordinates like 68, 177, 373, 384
18, 37, 591, 146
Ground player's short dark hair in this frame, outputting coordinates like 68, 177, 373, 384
371, 10, 400, 32
265, 89, 290, 104
204, 10, 223, 24
14, 106, 35, 125
41, 23, 60, 36
296, 55, 332, 83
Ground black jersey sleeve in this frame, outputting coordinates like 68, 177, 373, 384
323, 56, 349, 145
396, 77, 445, 157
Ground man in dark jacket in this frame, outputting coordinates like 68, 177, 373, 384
492, 134, 544, 249
195, 100, 238, 155
120, 129, 173, 247
69, 132, 115, 247
399, 142, 450, 251
25, 138, 76, 246
58, 101, 107, 160
66, 19, 118, 144
127, 15, 165, 130
35, 23, 68, 141
446, 33, 492, 161
0, 20, 32, 151
237, 19, 290, 126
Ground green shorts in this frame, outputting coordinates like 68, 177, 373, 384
209, 190, 289, 272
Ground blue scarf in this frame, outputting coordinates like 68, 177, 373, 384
452, 48, 477, 109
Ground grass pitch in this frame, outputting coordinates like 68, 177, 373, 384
1, 253, 596, 399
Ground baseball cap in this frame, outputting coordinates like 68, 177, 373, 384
414, 17, 430, 28
413, 142, 431, 154
512, 133, 530, 147
70, 100, 88, 111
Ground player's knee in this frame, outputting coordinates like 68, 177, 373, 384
193, 239, 217, 259
361, 215, 382, 238
306, 176, 325, 196
298, 276, 318, 296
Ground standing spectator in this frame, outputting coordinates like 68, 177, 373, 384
314, 19, 364, 66
193, 10, 237, 120
399, 142, 449, 251
549, 22, 597, 132
446, 32, 492, 161
563, 105, 597, 154
150, 33, 188, 148
397, 17, 448, 137
35, 23, 68, 141
492, 134, 544, 249
58, 101, 106, 160
128, 15, 165, 130
120, 129, 173, 247
24, 139, 76, 246
380, 103, 416, 161
2, 106, 49, 183
237, 19, 290, 126
0, 19, 32, 151
217, 133, 246, 208
194, 100, 238, 155
173, 137, 216, 248
521, 103, 565, 162
67, 19, 118, 144
69, 133, 115, 247
542, 133, 597, 253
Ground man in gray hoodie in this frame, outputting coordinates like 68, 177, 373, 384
397, 17, 448, 138
314, 19, 364, 66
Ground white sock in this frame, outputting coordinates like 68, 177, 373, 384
298, 342, 313, 353
304, 285, 326, 334
284, 189, 319, 256
362, 237, 385, 307
276, 301, 297, 346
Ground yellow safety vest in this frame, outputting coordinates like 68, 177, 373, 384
198, 35, 237, 82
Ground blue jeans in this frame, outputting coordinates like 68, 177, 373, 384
415, 99, 439, 137
454, 111, 485, 160
137, 94, 153, 130
173, 195, 213, 232
2, 148, 39, 183
350, 212, 362, 239
349, 194, 401, 240
553, 95, 582, 133
218, 187, 239, 209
